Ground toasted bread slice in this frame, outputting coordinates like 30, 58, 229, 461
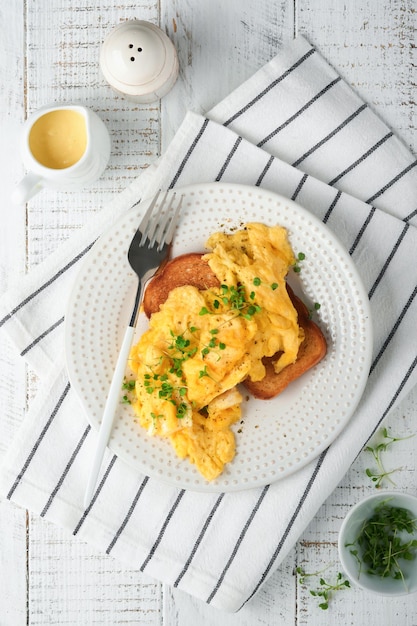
143, 253, 327, 399
242, 285, 327, 399
143, 253, 220, 318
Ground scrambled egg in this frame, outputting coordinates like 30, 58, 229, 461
128, 223, 303, 481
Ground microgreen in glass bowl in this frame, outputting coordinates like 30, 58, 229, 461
338, 491, 417, 596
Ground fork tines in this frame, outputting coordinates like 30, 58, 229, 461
139, 191, 182, 251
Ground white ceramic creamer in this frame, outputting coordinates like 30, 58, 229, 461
12, 104, 111, 204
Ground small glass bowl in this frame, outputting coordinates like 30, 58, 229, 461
338, 491, 417, 596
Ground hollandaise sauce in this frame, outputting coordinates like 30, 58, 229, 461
29, 109, 87, 169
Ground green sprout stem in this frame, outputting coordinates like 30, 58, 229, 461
296, 566, 350, 610
365, 427, 415, 488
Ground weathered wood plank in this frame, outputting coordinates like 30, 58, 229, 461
28, 519, 163, 625
160, 0, 295, 149
0, 1, 29, 623
297, 0, 417, 153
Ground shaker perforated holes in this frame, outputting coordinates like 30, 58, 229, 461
128, 43, 143, 61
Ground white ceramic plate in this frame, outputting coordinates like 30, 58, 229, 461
65, 183, 372, 492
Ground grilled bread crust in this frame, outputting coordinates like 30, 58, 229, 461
242, 285, 327, 399
143, 253, 220, 318
143, 253, 327, 399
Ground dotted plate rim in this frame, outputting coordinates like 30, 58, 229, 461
65, 183, 373, 492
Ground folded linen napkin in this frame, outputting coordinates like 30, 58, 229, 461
1, 36, 417, 612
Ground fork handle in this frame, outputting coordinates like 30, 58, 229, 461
84, 325, 135, 508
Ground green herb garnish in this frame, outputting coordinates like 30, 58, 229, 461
142, 368, 190, 420
293, 251, 306, 273
347, 500, 417, 585
199, 282, 262, 320
296, 567, 350, 610
121, 378, 136, 404
199, 365, 209, 378
365, 427, 415, 488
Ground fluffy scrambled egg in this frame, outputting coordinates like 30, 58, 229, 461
128, 223, 303, 481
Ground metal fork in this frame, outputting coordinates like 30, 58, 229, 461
84, 190, 182, 508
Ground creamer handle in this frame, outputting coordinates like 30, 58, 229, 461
12, 172, 44, 204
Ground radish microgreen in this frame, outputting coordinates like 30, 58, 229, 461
296, 566, 350, 610
365, 427, 415, 488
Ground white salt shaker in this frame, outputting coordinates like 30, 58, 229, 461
100, 20, 179, 103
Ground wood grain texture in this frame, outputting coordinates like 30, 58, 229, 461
160, 0, 294, 149
0, 2, 29, 624
28, 518, 163, 625
298, 0, 417, 153
0, 0, 416, 624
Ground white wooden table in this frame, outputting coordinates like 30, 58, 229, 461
1, 1, 416, 624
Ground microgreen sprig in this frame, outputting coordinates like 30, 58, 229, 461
201, 329, 226, 359
296, 566, 350, 610
166, 329, 198, 377
365, 427, 415, 488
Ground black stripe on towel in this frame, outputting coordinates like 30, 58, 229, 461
365, 160, 417, 205
168, 118, 210, 189
240, 449, 328, 608
106, 476, 150, 554
40, 425, 91, 517
367, 353, 417, 442
20, 316, 65, 356
206, 484, 270, 604
291, 173, 309, 201
322, 190, 342, 224
255, 155, 275, 187
215, 137, 243, 181
223, 47, 316, 127
404, 207, 417, 223
292, 104, 368, 168
370, 283, 417, 376
368, 223, 410, 299
328, 132, 394, 186
349, 207, 376, 256
140, 490, 185, 572
257, 77, 342, 148
174, 493, 225, 588
73, 454, 118, 535
7, 382, 71, 500
0, 243, 95, 328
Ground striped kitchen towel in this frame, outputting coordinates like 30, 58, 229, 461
1, 36, 416, 612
